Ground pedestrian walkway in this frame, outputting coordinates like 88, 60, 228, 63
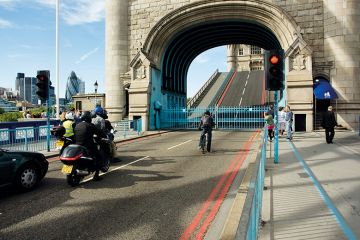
260, 131, 360, 240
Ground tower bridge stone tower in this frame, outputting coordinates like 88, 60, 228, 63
105, 0, 360, 132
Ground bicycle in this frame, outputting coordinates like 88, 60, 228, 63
199, 130, 207, 154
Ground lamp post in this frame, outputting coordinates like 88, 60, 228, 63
94, 80, 98, 107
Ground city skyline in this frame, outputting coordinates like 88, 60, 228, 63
0, 0, 227, 99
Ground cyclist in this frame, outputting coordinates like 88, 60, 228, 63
198, 110, 215, 153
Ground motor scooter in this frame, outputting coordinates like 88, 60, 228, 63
59, 137, 111, 186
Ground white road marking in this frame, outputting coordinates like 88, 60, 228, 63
167, 140, 192, 150
242, 88, 246, 95
82, 156, 150, 183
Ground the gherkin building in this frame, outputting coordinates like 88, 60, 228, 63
65, 71, 85, 102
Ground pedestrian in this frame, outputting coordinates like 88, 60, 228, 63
26, 111, 32, 118
266, 104, 275, 119
198, 110, 215, 153
278, 106, 286, 136
285, 105, 293, 140
264, 112, 274, 141
321, 105, 337, 144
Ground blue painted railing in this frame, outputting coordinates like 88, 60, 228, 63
160, 106, 266, 130
0, 126, 57, 151
0, 119, 143, 152
236, 126, 268, 239
112, 119, 142, 138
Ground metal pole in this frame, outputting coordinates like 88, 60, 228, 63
274, 90, 279, 163
47, 91, 50, 152
23, 77, 26, 111
55, 0, 60, 119
315, 98, 317, 130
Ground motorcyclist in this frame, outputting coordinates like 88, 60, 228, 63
92, 106, 107, 134
74, 111, 107, 181
91, 107, 116, 160
63, 111, 76, 142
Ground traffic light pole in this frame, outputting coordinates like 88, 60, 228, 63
46, 88, 50, 152
274, 90, 279, 163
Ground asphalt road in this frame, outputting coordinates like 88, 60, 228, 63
0, 130, 259, 240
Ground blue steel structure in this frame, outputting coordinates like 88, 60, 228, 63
0, 119, 142, 152
160, 106, 267, 130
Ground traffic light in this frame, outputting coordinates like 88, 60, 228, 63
265, 49, 284, 91
36, 70, 50, 101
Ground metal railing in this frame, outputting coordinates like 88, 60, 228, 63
0, 126, 57, 151
236, 126, 268, 239
0, 119, 143, 152
109, 119, 142, 138
187, 69, 219, 108
160, 106, 266, 130
208, 71, 235, 107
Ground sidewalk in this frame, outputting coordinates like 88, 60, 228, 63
260, 131, 360, 240
39, 130, 167, 160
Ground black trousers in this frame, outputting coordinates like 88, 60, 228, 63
325, 127, 335, 143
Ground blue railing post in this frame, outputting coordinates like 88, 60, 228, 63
274, 91, 279, 164
25, 128, 28, 151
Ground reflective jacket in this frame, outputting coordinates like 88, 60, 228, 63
63, 120, 75, 138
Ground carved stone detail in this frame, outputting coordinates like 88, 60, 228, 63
134, 60, 146, 80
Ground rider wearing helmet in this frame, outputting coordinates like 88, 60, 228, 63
63, 111, 76, 141
74, 111, 107, 181
92, 106, 107, 133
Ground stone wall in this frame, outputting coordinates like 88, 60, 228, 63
128, 0, 325, 70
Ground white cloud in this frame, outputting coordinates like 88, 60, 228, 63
0, 18, 12, 28
8, 53, 25, 58
194, 55, 209, 64
20, 44, 32, 49
61, 0, 104, 25
76, 47, 99, 64
0, 0, 17, 10
0, 0, 104, 25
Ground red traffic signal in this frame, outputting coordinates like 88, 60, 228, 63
265, 50, 284, 91
269, 55, 279, 65
36, 71, 50, 101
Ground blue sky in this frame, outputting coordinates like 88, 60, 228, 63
0, 0, 227, 98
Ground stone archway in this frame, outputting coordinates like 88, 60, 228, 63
124, 0, 314, 131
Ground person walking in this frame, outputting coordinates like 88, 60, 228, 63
321, 105, 337, 144
278, 106, 286, 136
264, 112, 274, 141
285, 105, 293, 140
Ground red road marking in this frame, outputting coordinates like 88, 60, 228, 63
216, 72, 237, 107
195, 132, 259, 239
179, 131, 258, 240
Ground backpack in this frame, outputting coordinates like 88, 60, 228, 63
202, 115, 212, 127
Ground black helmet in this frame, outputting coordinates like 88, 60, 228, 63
204, 110, 210, 115
80, 111, 92, 123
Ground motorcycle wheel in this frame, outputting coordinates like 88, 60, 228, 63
66, 173, 82, 186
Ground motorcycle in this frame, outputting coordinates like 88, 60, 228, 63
59, 137, 112, 186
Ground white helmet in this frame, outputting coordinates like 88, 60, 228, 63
65, 111, 74, 120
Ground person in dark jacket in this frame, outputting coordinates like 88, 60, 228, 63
321, 106, 338, 144
198, 110, 215, 153
74, 111, 107, 180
